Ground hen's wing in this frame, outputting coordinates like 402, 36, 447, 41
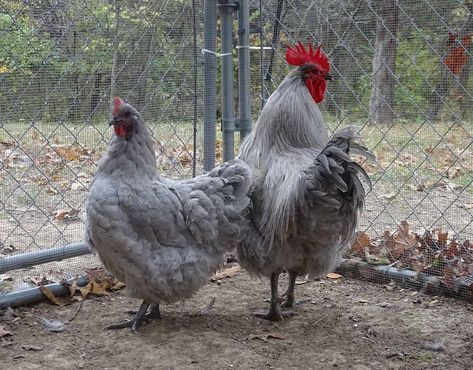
173, 158, 252, 253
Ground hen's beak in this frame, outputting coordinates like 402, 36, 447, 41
109, 116, 119, 126
325, 73, 333, 81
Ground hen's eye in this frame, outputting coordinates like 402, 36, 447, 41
124, 111, 131, 117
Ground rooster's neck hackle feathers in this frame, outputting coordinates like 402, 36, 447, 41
239, 77, 329, 169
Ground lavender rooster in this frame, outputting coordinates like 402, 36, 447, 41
237, 43, 373, 321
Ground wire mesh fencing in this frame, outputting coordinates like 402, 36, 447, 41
0, 0, 472, 301
0, 0, 204, 288
251, 0, 472, 292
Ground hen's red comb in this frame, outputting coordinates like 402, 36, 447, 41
112, 96, 125, 116
286, 42, 330, 73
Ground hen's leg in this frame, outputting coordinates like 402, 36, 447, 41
282, 270, 297, 309
105, 301, 158, 332
255, 272, 295, 321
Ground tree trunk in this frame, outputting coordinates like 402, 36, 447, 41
457, 43, 472, 118
458, 2, 473, 118
136, 28, 156, 112
90, 72, 103, 115
369, 0, 399, 124
110, 0, 121, 115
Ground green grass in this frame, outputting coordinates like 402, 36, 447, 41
1, 118, 472, 194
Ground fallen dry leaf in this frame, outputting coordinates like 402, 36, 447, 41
77, 278, 108, 298
248, 333, 285, 342
53, 208, 80, 222
441, 266, 455, 289
351, 231, 372, 257
421, 339, 445, 352
69, 269, 124, 299
53, 145, 91, 161
326, 272, 342, 279
436, 230, 449, 248
0, 325, 12, 337
21, 344, 44, 351
0, 273, 13, 282
211, 265, 241, 282
41, 318, 65, 332
39, 286, 70, 306
111, 281, 126, 290
445, 240, 459, 259
385, 221, 418, 260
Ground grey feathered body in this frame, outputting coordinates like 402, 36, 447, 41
237, 75, 371, 277
85, 112, 251, 305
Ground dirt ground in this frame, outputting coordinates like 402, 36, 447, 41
1, 267, 472, 370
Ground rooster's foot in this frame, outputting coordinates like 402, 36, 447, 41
281, 300, 294, 309
254, 304, 295, 322
125, 304, 161, 319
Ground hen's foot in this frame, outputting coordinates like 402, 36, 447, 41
254, 304, 295, 322
105, 301, 157, 333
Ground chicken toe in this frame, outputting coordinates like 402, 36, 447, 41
254, 303, 295, 321
105, 301, 156, 332
125, 304, 161, 319
255, 272, 296, 321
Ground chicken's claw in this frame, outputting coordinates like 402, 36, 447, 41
254, 303, 296, 322
105, 301, 159, 333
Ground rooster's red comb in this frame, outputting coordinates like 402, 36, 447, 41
286, 42, 330, 73
112, 96, 125, 116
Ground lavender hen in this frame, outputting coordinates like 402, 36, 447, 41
85, 97, 252, 331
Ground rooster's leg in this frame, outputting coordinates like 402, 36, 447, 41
126, 304, 161, 319
281, 270, 297, 309
105, 301, 154, 332
255, 272, 295, 321
146, 304, 161, 319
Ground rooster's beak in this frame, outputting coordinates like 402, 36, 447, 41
325, 74, 333, 81
109, 117, 119, 126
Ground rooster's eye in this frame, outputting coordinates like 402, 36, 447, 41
124, 111, 131, 117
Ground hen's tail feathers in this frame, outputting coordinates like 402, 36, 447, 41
304, 126, 374, 210
208, 159, 253, 202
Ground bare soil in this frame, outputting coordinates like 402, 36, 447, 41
1, 267, 472, 370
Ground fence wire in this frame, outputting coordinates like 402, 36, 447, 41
0, 0, 204, 287
0, 0, 472, 299
252, 0, 472, 290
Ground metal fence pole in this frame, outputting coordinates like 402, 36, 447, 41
203, 0, 218, 171
0, 242, 91, 274
237, 0, 252, 140
0, 275, 90, 309
218, 0, 237, 162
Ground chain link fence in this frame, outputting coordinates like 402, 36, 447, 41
0, 0, 204, 288
1, 0, 472, 299
252, 0, 472, 293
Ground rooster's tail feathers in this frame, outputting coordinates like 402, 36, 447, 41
305, 127, 373, 209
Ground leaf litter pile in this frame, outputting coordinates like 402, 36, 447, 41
0, 267, 126, 337
349, 220, 473, 292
